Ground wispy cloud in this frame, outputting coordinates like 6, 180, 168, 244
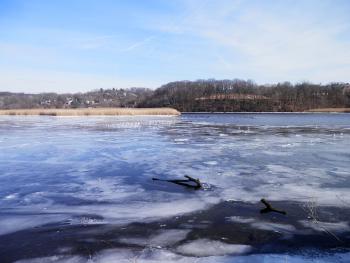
73, 35, 116, 50
122, 36, 154, 52
154, 0, 350, 83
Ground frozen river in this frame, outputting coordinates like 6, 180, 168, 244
0, 113, 349, 262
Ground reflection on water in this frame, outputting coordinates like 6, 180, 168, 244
0, 114, 349, 262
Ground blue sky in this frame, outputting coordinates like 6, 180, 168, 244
0, 0, 349, 93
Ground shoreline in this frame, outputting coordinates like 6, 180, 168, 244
305, 108, 350, 113
0, 108, 348, 116
182, 110, 350, 114
0, 107, 181, 116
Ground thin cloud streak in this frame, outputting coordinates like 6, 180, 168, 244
153, 0, 350, 83
122, 36, 155, 52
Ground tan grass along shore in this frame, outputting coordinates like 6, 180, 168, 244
306, 108, 350, 113
0, 108, 181, 116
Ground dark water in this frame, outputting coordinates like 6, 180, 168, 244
0, 113, 349, 262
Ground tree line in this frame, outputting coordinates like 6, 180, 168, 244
139, 80, 350, 112
1, 80, 349, 112
0, 88, 153, 110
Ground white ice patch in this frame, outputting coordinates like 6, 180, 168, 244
251, 222, 296, 233
204, 161, 218, 166
174, 138, 189, 142
150, 229, 190, 246
119, 229, 190, 247
15, 255, 85, 263
3, 193, 19, 200
226, 216, 296, 234
176, 239, 252, 256
300, 220, 350, 232
262, 150, 292, 156
0, 215, 69, 236
68, 216, 105, 225
226, 216, 255, 224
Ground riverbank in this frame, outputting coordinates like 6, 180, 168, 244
306, 108, 350, 113
0, 107, 181, 116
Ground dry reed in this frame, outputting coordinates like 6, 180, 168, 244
301, 198, 341, 242
306, 108, 350, 113
0, 108, 181, 116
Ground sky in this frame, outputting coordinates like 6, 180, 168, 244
0, 0, 349, 93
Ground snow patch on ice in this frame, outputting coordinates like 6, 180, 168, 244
0, 215, 69, 236
226, 216, 296, 234
119, 229, 190, 247
226, 216, 255, 224
251, 222, 296, 232
176, 239, 252, 256
3, 193, 19, 200
204, 161, 218, 166
300, 220, 350, 232
15, 255, 85, 263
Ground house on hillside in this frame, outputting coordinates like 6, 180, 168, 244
195, 93, 270, 101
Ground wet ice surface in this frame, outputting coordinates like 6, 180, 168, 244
0, 113, 349, 262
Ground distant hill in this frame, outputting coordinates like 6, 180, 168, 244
0, 88, 153, 110
1, 80, 350, 112
139, 80, 350, 112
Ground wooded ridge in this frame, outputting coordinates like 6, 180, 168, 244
1, 80, 349, 112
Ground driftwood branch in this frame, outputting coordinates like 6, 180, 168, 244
260, 199, 287, 215
152, 175, 202, 190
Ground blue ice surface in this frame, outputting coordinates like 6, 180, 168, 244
0, 113, 349, 262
